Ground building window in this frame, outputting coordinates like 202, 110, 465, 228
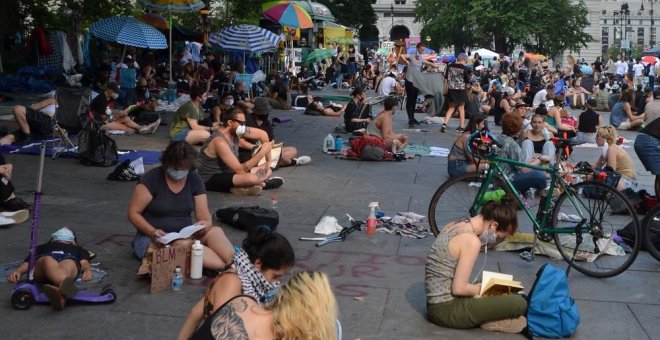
652, 27, 657, 46
394, 0, 406, 4
638, 27, 645, 46
604, 19, 608, 24
602, 10, 607, 15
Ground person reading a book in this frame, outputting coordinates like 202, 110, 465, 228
128, 141, 234, 272
185, 271, 338, 340
197, 107, 284, 196
238, 97, 311, 168
178, 226, 296, 339
425, 198, 528, 333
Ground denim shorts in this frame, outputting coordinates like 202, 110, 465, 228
171, 129, 190, 142
448, 159, 470, 177
132, 233, 152, 260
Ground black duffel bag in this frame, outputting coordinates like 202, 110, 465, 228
215, 206, 279, 232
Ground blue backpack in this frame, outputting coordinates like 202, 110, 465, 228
526, 264, 580, 338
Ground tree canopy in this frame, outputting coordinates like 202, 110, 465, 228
316, 0, 377, 32
415, 0, 593, 58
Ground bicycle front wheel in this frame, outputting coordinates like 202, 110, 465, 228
551, 181, 641, 278
642, 205, 660, 262
428, 173, 513, 236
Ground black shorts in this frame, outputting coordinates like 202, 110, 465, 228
204, 173, 235, 192
448, 89, 467, 105
26, 107, 54, 135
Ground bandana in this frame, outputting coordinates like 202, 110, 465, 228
232, 247, 279, 305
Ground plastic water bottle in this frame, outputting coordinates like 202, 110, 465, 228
271, 194, 278, 210
335, 135, 343, 151
190, 241, 203, 280
323, 134, 335, 153
105, 106, 112, 120
171, 266, 183, 291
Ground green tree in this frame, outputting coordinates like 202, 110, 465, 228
415, 0, 592, 57
316, 0, 377, 32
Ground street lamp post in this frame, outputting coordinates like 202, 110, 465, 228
391, 3, 394, 27
199, 7, 211, 45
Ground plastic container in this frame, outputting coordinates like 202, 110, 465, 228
271, 195, 278, 210
171, 266, 184, 290
323, 134, 335, 153
366, 202, 379, 236
190, 241, 203, 280
335, 135, 343, 151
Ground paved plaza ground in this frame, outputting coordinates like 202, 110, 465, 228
0, 87, 658, 339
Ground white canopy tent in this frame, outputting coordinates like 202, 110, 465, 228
472, 48, 499, 67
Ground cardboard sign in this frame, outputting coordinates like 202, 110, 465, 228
150, 244, 190, 293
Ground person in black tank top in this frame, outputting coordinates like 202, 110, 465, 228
576, 99, 602, 144
521, 113, 557, 166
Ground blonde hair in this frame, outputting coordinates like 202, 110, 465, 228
271, 271, 338, 340
597, 125, 617, 145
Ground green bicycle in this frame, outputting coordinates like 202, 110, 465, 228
427, 130, 641, 278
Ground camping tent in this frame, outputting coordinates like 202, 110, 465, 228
472, 48, 498, 60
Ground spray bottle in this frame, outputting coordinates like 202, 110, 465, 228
190, 240, 203, 279
366, 202, 379, 236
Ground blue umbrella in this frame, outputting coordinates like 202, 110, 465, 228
209, 25, 282, 54
89, 16, 167, 49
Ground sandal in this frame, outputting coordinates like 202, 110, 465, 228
43, 284, 66, 310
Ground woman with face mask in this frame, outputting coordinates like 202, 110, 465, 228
178, 226, 296, 339
197, 107, 283, 196
128, 141, 234, 272
426, 198, 527, 333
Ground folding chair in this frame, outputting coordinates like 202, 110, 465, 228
52, 87, 91, 159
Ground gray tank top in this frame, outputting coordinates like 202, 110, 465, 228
198, 130, 239, 182
425, 224, 473, 304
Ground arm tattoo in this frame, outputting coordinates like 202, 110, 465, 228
210, 299, 250, 339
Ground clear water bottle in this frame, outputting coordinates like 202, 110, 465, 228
271, 194, 278, 210
171, 266, 183, 291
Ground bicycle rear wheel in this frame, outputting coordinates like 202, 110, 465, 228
641, 205, 660, 262
428, 172, 513, 236
551, 181, 641, 278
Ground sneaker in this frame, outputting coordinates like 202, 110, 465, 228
264, 177, 284, 190
440, 124, 447, 133
139, 118, 161, 135
455, 126, 465, 133
59, 277, 79, 298
295, 156, 311, 166
0, 209, 29, 226
480, 316, 527, 333
230, 185, 263, 196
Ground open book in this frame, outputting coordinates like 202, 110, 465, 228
157, 224, 206, 245
254, 142, 283, 170
479, 271, 524, 297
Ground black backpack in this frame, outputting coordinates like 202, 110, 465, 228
617, 219, 660, 251
215, 206, 279, 232
77, 120, 118, 167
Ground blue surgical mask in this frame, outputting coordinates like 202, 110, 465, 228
166, 168, 189, 180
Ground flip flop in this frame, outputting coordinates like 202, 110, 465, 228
43, 284, 66, 310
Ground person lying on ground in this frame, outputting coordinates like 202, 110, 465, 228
8, 227, 93, 310
426, 199, 527, 334
169, 85, 212, 145
128, 141, 234, 270
238, 97, 311, 167
0, 154, 30, 211
187, 270, 338, 340
367, 96, 407, 152
197, 107, 283, 196
343, 87, 371, 135
305, 96, 345, 117
178, 226, 295, 339
0, 93, 57, 145
592, 125, 637, 191
447, 113, 489, 177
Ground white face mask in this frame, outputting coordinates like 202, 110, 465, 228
110, 92, 119, 100
225, 99, 234, 106
479, 227, 497, 246
235, 124, 247, 138
270, 80, 275, 86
